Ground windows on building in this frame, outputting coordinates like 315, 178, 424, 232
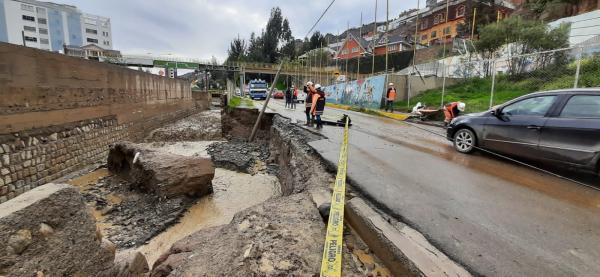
24, 36, 37, 42
22, 15, 35, 22
443, 26, 451, 35
36, 7, 46, 13
351, 47, 359, 53
23, 26, 36, 32
431, 31, 437, 38
87, 38, 98, 43
21, 4, 34, 12
102, 31, 109, 37
420, 20, 428, 30
341, 49, 349, 55
86, 28, 98, 34
456, 5, 466, 17
421, 34, 428, 41
434, 13, 445, 25
40, 38, 49, 44
39, 28, 48, 35
103, 41, 110, 46
38, 18, 47, 25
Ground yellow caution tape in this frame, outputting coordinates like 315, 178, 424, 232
320, 117, 350, 277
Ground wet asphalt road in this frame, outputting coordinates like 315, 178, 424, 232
259, 99, 600, 277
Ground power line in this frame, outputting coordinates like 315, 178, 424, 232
304, 0, 336, 38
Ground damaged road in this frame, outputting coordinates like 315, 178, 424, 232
265, 98, 600, 277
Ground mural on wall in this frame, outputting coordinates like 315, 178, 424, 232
323, 75, 386, 109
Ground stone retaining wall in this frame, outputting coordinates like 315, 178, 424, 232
0, 43, 204, 203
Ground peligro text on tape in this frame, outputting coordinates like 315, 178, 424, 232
320, 117, 349, 277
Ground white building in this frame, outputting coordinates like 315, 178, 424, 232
0, 0, 113, 52
81, 13, 112, 49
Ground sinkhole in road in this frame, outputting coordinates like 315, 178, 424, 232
67, 108, 392, 275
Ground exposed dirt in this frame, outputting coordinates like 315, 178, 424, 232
150, 193, 364, 277
66, 108, 392, 276
72, 170, 196, 248
207, 140, 276, 175
147, 110, 222, 141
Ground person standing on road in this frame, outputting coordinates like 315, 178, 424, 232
291, 85, 298, 110
304, 82, 316, 126
385, 83, 397, 113
311, 84, 326, 129
443, 101, 466, 126
285, 87, 293, 109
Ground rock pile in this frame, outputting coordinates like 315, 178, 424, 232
0, 183, 115, 276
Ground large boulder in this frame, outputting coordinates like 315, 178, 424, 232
150, 193, 362, 277
107, 142, 214, 198
0, 183, 115, 276
110, 250, 150, 277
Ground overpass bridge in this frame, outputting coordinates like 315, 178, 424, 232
113, 54, 337, 78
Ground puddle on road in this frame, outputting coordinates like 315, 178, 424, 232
138, 168, 280, 265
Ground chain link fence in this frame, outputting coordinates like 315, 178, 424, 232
400, 42, 600, 113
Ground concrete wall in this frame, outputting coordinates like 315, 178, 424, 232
0, 42, 200, 203
388, 74, 457, 102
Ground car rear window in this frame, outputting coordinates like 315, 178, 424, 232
560, 95, 600, 118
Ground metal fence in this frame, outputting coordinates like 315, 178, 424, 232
403, 42, 600, 113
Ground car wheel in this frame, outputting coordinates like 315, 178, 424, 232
453, 128, 477, 154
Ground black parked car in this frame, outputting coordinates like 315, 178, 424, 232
447, 89, 600, 175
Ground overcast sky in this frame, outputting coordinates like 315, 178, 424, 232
55, 0, 419, 61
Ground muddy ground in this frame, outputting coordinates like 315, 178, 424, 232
147, 110, 222, 141
65, 107, 391, 276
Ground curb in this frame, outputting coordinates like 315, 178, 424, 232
345, 197, 472, 277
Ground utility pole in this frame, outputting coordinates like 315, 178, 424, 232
409, 0, 421, 110
441, 0, 450, 108
371, 0, 378, 77
385, 0, 390, 85
471, 7, 477, 39
319, 41, 323, 85
357, 12, 362, 80
345, 21, 350, 81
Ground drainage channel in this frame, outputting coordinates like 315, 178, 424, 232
66, 108, 393, 276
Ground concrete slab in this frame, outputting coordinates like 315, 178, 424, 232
346, 197, 471, 277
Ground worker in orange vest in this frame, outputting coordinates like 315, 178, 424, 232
385, 83, 397, 112
443, 102, 466, 126
311, 84, 326, 129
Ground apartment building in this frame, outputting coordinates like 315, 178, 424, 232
0, 0, 112, 52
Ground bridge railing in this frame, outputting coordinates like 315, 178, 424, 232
120, 54, 339, 73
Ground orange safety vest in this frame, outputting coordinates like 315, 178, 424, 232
387, 88, 397, 101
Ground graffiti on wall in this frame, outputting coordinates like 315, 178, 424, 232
323, 75, 386, 109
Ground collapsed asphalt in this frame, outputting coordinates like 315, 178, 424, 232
262, 98, 600, 276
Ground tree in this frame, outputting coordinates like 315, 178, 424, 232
231, 7, 296, 63
247, 32, 264, 62
262, 7, 284, 63
475, 17, 570, 76
309, 31, 327, 51
227, 36, 246, 62
280, 19, 296, 59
